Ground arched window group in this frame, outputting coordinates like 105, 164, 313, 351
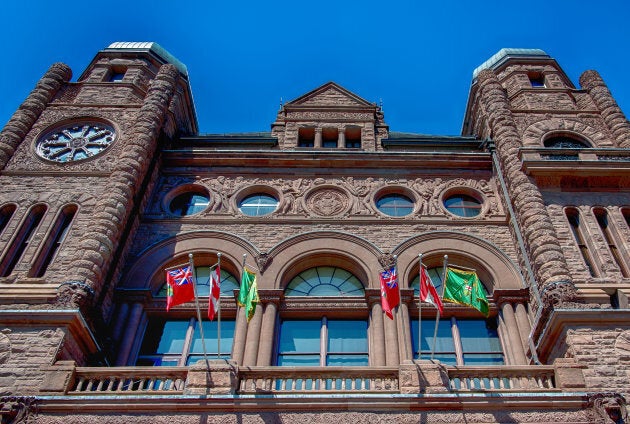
123, 247, 531, 370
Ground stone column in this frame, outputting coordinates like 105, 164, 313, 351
338, 129, 345, 148
501, 302, 527, 365
257, 301, 278, 366
476, 70, 574, 309
384, 312, 400, 366
243, 304, 263, 366
314, 128, 322, 148
514, 302, 531, 354
580, 70, 630, 148
115, 302, 144, 365
368, 291, 386, 366
397, 290, 414, 362
0, 63, 71, 169
232, 306, 248, 365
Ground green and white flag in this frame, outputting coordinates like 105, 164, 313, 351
237, 267, 259, 322
443, 266, 489, 316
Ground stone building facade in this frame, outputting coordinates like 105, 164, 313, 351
0, 43, 629, 423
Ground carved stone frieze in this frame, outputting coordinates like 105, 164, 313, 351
0, 396, 36, 423
588, 393, 629, 424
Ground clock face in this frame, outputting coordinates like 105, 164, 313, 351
36, 122, 116, 163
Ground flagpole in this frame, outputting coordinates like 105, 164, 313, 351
418, 253, 423, 361
431, 254, 448, 360
393, 254, 400, 317
217, 252, 222, 360
189, 253, 210, 370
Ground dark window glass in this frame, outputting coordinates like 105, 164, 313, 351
109, 72, 125, 82
544, 136, 589, 149
322, 128, 338, 148
0, 204, 46, 277
345, 127, 361, 148
298, 127, 315, 148
169, 192, 209, 216
376, 194, 414, 217
0, 205, 16, 235
238, 194, 278, 216
444, 194, 482, 217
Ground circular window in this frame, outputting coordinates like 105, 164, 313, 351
169, 191, 210, 216
376, 194, 414, 217
238, 194, 278, 216
444, 194, 482, 217
36, 121, 116, 163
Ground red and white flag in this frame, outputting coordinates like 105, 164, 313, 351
165, 266, 195, 311
380, 266, 400, 320
420, 266, 444, 314
208, 265, 221, 320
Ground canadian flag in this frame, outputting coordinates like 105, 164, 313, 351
420, 266, 444, 314
208, 265, 221, 321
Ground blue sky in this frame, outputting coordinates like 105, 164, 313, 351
1, 1, 628, 136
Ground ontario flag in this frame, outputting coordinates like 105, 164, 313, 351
380, 266, 400, 320
420, 266, 444, 314
208, 265, 221, 321
165, 266, 195, 311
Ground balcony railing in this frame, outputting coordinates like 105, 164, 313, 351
238, 366, 399, 394
41, 361, 582, 396
447, 365, 557, 391
69, 366, 188, 395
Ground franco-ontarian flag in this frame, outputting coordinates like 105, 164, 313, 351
237, 267, 259, 322
443, 266, 489, 317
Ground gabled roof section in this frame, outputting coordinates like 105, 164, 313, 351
286, 82, 375, 108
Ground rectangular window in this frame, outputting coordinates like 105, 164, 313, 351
322, 128, 338, 148
277, 319, 368, 366
344, 127, 361, 149
297, 127, 315, 148
136, 318, 234, 366
411, 318, 503, 365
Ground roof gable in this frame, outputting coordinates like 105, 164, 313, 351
287, 82, 374, 108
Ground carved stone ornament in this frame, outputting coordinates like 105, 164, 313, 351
540, 280, 578, 309
615, 330, 630, 356
0, 396, 36, 423
256, 253, 272, 273
55, 281, 95, 309
589, 393, 629, 424
305, 187, 349, 217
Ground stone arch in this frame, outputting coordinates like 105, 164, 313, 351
265, 231, 384, 291
522, 118, 612, 148
120, 230, 260, 293
392, 231, 525, 292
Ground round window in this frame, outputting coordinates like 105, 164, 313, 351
169, 192, 210, 216
36, 121, 116, 163
239, 194, 278, 216
376, 194, 414, 217
444, 194, 482, 217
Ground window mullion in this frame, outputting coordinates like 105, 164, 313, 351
320, 317, 328, 367
179, 317, 196, 366
451, 317, 464, 366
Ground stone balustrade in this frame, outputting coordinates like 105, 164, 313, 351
39, 359, 585, 396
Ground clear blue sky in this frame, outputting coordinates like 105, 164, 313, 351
1, 1, 628, 136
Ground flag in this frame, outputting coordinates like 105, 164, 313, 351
379, 266, 400, 320
443, 266, 489, 316
208, 265, 221, 321
237, 267, 259, 322
165, 266, 195, 311
420, 266, 444, 314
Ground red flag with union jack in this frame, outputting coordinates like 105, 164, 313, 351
380, 266, 400, 320
208, 265, 221, 320
165, 266, 195, 311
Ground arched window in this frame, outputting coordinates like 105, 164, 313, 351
157, 266, 239, 298
594, 208, 629, 277
0, 204, 47, 277
279, 266, 368, 366
544, 135, 590, 149
31, 204, 77, 277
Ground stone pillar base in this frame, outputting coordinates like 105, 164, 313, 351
184, 359, 238, 395
399, 360, 449, 394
